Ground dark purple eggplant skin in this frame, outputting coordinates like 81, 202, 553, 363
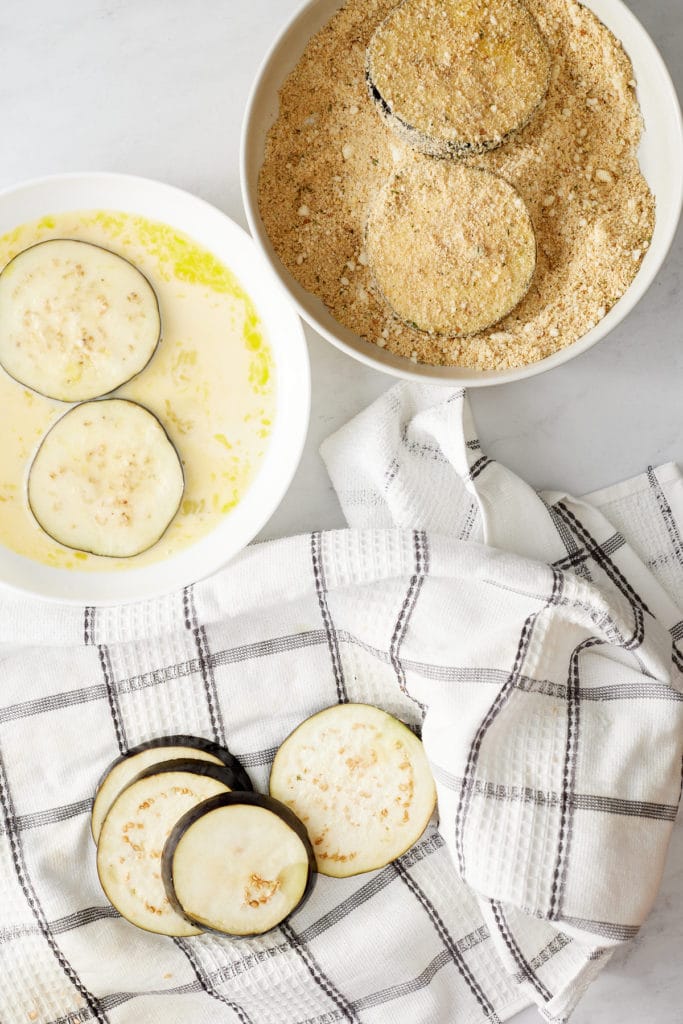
93, 736, 253, 803
129, 757, 252, 795
161, 791, 316, 939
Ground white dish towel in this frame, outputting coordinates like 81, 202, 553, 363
0, 383, 681, 1024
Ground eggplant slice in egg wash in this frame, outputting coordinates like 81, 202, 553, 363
96, 759, 244, 936
0, 239, 161, 401
163, 792, 316, 937
28, 399, 184, 558
367, 0, 551, 158
269, 703, 437, 878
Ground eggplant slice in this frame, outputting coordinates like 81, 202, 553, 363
0, 238, 161, 401
91, 736, 253, 843
96, 759, 245, 936
365, 162, 536, 336
269, 703, 437, 878
367, 0, 551, 159
28, 398, 184, 558
163, 792, 315, 937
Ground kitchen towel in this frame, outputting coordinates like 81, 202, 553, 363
0, 383, 681, 1024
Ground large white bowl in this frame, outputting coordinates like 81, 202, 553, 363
241, 0, 683, 386
0, 173, 310, 605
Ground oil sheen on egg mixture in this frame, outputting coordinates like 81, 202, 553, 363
0, 211, 276, 571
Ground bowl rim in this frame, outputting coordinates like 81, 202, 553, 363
0, 170, 311, 605
240, 0, 683, 388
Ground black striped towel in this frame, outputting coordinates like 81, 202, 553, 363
0, 383, 680, 1024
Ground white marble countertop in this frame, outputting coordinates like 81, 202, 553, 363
2, 0, 681, 1020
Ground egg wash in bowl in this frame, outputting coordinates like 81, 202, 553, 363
0, 210, 276, 572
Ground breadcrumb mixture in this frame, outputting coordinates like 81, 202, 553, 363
258, 0, 655, 370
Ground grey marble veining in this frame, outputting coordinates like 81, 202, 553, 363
0, 0, 681, 1020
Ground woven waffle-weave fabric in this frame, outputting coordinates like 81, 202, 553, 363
0, 385, 680, 1024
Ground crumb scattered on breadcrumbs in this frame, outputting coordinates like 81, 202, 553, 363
258, 0, 655, 370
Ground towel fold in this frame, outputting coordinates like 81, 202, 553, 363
0, 383, 680, 1024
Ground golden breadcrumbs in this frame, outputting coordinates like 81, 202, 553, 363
258, 0, 656, 370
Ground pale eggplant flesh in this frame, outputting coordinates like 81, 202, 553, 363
162, 791, 316, 938
91, 736, 253, 843
0, 238, 161, 402
269, 703, 437, 878
96, 759, 248, 937
28, 398, 184, 558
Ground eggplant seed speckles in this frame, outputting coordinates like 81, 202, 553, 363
97, 767, 233, 936
0, 239, 160, 400
166, 797, 314, 936
28, 400, 184, 558
244, 873, 281, 909
270, 704, 436, 878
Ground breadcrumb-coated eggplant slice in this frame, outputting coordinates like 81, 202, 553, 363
365, 161, 536, 337
269, 703, 437, 878
367, 0, 551, 159
91, 736, 253, 843
0, 239, 161, 401
28, 399, 184, 558
163, 792, 315, 937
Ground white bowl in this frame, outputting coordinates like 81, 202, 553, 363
241, 0, 683, 386
0, 173, 310, 605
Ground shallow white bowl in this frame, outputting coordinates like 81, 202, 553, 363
0, 173, 310, 605
241, 0, 683, 386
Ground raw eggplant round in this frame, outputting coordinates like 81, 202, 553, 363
366, 0, 551, 159
162, 791, 316, 938
0, 238, 161, 401
96, 760, 247, 937
28, 399, 184, 558
269, 703, 437, 878
91, 736, 253, 843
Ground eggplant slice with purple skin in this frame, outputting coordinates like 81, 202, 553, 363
91, 735, 253, 843
269, 703, 437, 878
28, 399, 184, 559
96, 759, 251, 937
0, 238, 161, 402
162, 791, 316, 938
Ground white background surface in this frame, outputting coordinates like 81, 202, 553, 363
1, 1, 681, 1021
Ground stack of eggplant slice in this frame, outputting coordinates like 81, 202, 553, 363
93, 706, 437, 939
93, 736, 315, 938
